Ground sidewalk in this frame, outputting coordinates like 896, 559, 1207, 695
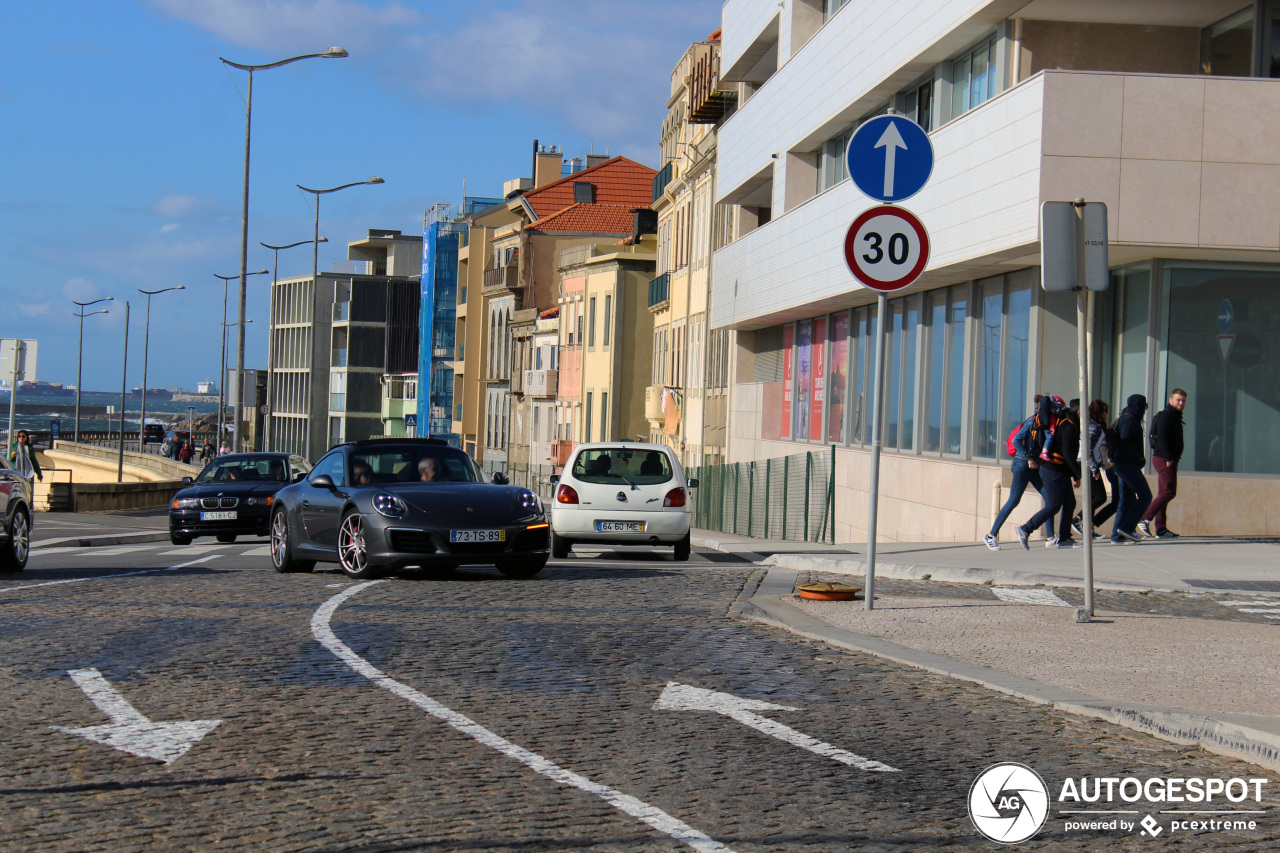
693, 528, 1280, 773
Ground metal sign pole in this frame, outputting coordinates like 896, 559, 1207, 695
118, 302, 130, 483
6, 340, 21, 446
1073, 200, 1095, 616
864, 292, 889, 610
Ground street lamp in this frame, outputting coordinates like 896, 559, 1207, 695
221, 46, 349, 454
137, 286, 184, 451
72, 296, 112, 443
215, 271, 267, 445
296, 176, 384, 459
260, 236, 327, 451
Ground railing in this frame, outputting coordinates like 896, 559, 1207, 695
482, 265, 518, 291
648, 273, 670, 308
688, 446, 835, 543
652, 162, 673, 201
524, 369, 557, 398
333, 302, 349, 322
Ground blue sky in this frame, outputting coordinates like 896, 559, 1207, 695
1, 0, 721, 391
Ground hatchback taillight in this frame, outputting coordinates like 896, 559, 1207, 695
663, 488, 687, 507
556, 484, 580, 504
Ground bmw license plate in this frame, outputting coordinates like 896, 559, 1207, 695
597, 521, 643, 532
201, 511, 237, 521
450, 529, 506, 543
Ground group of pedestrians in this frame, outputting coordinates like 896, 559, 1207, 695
984, 388, 1187, 550
160, 435, 223, 466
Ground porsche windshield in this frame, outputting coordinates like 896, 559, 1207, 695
349, 445, 482, 486
195, 457, 288, 483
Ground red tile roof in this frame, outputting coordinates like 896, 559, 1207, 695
539, 306, 560, 319
523, 156, 656, 219
524, 203, 637, 235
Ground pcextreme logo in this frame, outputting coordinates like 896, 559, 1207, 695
969, 764, 1270, 844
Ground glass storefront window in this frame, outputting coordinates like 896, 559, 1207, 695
1112, 265, 1151, 407
828, 312, 850, 444
1200, 7, 1254, 76
885, 302, 902, 448
1002, 272, 1033, 444
974, 276, 1004, 458
796, 319, 813, 441
924, 291, 947, 453
946, 284, 967, 454
1163, 263, 1280, 474
901, 297, 919, 451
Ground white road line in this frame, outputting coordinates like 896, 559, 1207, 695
81, 545, 159, 557
991, 587, 1071, 607
312, 582, 736, 853
159, 546, 221, 556
0, 555, 222, 592
239, 546, 272, 557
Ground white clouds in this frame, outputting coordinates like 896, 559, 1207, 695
151, 192, 222, 219
160, 223, 182, 233
61, 278, 102, 303
145, 0, 423, 54
17, 302, 53, 318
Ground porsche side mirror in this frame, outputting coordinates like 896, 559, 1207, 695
492, 471, 509, 485
311, 474, 335, 490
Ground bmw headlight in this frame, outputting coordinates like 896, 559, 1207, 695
245, 496, 274, 507
373, 493, 407, 518
173, 498, 200, 510
517, 489, 542, 512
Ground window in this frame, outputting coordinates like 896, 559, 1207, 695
588, 297, 597, 347
1200, 7, 1254, 76
823, 0, 850, 22
973, 276, 1004, 459
923, 285, 969, 454
603, 295, 612, 346
950, 35, 998, 119
795, 319, 813, 440
600, 392, 608, 441
585, 392, 593, 443
818, 126, 854, 193
309, 451, 346, 486
827, 312, 850, 444
904, 79, 933, 132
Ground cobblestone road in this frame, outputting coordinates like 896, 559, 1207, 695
1, 542, 1276, 851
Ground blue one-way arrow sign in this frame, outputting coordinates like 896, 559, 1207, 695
846, 114, 934, 203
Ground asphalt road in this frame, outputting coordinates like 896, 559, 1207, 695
2, 541, 1276, 851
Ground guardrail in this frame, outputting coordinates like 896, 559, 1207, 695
688, 446, 836, 543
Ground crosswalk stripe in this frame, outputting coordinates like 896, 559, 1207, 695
81, 545, 159, 557
991, 587, 1071, 607
159, 546, 221, 556
240, 546, 271, 557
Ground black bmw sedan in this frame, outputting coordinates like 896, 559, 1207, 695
169, 452, 312, 545
268, 438, 549, 579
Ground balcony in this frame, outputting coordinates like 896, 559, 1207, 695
550, 439, 573, 467
511, 368, 523, 395
688, 44, 736, 124
645, 385, 665, 421
524, 368, 557, 398
648, 273, 670, 309
652, 162, 673, 202
332, 302, 349, 323
482, 264, 519, 293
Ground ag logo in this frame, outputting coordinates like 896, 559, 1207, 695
969, 763, 1050, 844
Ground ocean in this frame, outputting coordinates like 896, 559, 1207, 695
0, 390, 221, 439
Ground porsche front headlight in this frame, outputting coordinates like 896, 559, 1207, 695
373, 493, 407, 517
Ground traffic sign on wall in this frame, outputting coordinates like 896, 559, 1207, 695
843, 205, 930, 292
846, 114, 934, 203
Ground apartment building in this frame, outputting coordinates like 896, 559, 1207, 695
268, 228, 421, 459
649, 30, 736, 469
714, 0, 1280, 539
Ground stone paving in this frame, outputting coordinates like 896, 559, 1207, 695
0, 543, 1277, 850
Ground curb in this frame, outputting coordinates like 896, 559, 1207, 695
742, 568, 1280, 774
31, 530, 172, 550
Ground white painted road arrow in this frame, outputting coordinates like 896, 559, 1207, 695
50, 669, 221, 764
653, 681, 899, 772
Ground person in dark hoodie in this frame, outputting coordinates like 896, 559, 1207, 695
1109, 394, 1152, 544
1138, 388, 1186, 539
1013, 395, 1082, 550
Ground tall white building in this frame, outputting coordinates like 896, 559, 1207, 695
714, 1, 1280, 540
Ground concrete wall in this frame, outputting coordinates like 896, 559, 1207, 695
72, 481, 185, 513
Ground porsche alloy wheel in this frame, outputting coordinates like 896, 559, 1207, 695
271, 507, 313, 574
337, 509, 381, 579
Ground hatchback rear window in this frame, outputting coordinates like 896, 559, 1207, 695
572, 449, 672, 485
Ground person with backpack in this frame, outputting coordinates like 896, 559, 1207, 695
1013, 394, 1082, 550
1138, 388, 1186, 539
1108, 394, 1152, 544
984, 395, 1054, 550
1073, 399, 1119, 538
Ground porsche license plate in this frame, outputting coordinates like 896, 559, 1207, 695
201, 511, 237, 521
450, 529, 506, 543
597, 521, 643, 532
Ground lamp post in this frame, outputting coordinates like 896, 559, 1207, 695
296, 176, 384, 460
117, 302, 130, 483
221, 47, 349, 455
137, 286, 184, 452
260, 237, 327, 452
72, 296, 112, 443
215, 271, 267, 446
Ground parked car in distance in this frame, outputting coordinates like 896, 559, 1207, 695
269, 438, 549, 579
169, 452, 312, 545
548, 442, 697, 560
0, 452, 33, 571
142, 424, 165, 444
164, 429, 191, 447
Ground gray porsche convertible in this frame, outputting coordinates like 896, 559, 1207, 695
269, 438, 549, 579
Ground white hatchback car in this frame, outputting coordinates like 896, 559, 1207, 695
549, 442, 698, 560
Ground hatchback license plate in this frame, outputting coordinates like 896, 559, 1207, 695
201, 511, 237, 521
597, 521, 643, 532
450, 529, 506, 543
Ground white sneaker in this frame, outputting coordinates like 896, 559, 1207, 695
1136, 520, 1152, 538
983, 534, 999, 551
1045, 535, 1059, 548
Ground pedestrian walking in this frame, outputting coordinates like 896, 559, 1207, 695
1073, 399, 1119, 538
200, 438, 214, 463
218, 440, 231, 456
7, 430, 43, 483
1138, 388, 1186, 539
1109, 394, 1153, 544
1012, 395, 1082, 550
178, 440, 193, 464
984, 395, 1053, 550
161, 437, 173, 459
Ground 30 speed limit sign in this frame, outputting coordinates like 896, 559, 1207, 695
843, 205, 930, 291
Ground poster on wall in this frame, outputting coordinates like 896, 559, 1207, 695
810, 317, 826, 441
781, 324, 794, 439
829, 312, 849, 443
796, 319, 812, 441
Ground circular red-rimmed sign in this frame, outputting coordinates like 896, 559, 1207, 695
843, 205, 930, 292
